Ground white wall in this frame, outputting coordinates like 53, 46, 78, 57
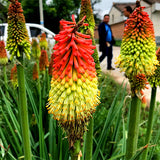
152, 12, 160, 37
109, 7, 124, 25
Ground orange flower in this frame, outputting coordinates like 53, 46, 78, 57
0, 41, 8, 65
48, 52, 54, 76
132, 74, 148, 103
33, 62, 39, 80
10, 64, 18, 87
39, 50, 49, 71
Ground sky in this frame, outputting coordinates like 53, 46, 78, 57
46, 0, 137, 20
94, 0, 136, 19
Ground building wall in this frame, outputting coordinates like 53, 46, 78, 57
94, 25, 99, 40
94, 22, 125, 40
144, 7, 152, 18
142, 1, 160, 38
141, 1, 150, 8
152, 11, 160, 37
110, 21, 125, 40
109, 7, 124, 25
95, 1, 160, 41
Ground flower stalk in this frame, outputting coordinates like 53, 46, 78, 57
141, 47, 160, 160
46, 15, 100, 158
17, 56, 32, 160
141, 86, 157, 160
115, 1, 157, 159
126, 94, 141, 159
6, 0, 32, 159
70, 140, 81, 160
85, 118, 93, 160
36, 58, 45, 158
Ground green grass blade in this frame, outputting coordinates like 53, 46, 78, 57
148, 113, 160, 159
93, 137, 105, 160
93, 83, 127, 160
85, 118, 93, 160
130, 146, 148, 160
0, 135, 17, 160
0, 87, 21, 140
122, 117, 127, 156
1, 108, 22, 155
58, 127, 62, 160
25, 80, 39, 125
107, 153, 125, 160
49, 115, 57, 160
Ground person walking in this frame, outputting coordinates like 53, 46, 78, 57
98, 14, 115, 70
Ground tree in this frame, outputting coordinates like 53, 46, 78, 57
18, 0, 81, 33
0, 1, 9, 23
2, 0, 101, 33
46, 0, 81, 33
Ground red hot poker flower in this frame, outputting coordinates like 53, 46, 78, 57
0, 41, 8, 65
46, 15, 100, 147
48, 52, 54, 76
10, 64, 18, 88
39, 50, 49, 71
33, 62, 39, 80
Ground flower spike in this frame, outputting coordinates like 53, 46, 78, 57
116, 6, 158, 80
6, 0, 31, 60
115, 5, 158, 94
47, 15, 100, 147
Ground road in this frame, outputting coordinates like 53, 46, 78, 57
98, 45, 160, 107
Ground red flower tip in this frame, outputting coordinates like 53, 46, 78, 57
0, 41, 7, 58
48, 53, 54, 76
10, 64, 18, 87
33, 62, 39, 80
39, 50, 49, 71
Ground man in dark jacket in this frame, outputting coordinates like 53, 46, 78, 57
98, 14, 115, 70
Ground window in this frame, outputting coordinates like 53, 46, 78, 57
30, 27, 41, 37
112, 14, 114, 23
30, 27, 50, 38
0, 26, 5, 36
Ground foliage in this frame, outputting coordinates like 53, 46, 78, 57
0, 0, 102, 33
1, 60, 160, 159
18, 0, 81, 34
0, 0, 9, 23
114, 40, 122, 47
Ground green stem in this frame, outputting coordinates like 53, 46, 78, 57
36, 59, 45, 159
46, 67, 50, 93
85, 118, 93, 160
141, 86, 157, 160
17, 56, 32, 160
126, 94, 141, 159
71, 140, 81, 160
49, 116, 57, 159
58, 127, 62, 160
3, 65, 9, 97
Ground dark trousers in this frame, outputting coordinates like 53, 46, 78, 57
99, 46, 113, 69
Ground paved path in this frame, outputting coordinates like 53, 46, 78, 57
98, 45, 160, 107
